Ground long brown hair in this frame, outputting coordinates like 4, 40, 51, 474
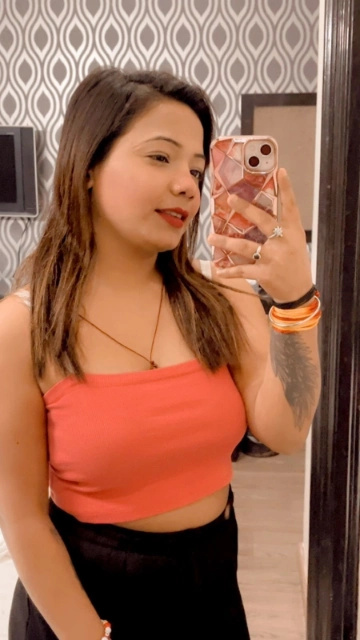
13, 66, 249, 380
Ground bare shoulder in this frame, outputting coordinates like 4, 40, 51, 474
0, 290, 41, 404
0, 292, 33, 366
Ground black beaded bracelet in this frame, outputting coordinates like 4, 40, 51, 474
271, 284, 318, 310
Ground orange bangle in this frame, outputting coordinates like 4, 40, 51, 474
270, 316, 321, 334
101, 620, 111, 639
269, 295, 322, 333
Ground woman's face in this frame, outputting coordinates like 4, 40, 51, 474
88, 98, 206, 255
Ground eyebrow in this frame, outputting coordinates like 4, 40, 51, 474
143, 136, 206, 161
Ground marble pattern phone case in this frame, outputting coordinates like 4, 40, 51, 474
209, 136, 278, 268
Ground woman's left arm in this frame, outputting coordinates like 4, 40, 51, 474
207, 169, 321, 454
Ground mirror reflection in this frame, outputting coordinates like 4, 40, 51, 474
0, 2, 321, 638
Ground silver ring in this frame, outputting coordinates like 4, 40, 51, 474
252, 245, 262, 261
268, 225, 284, 240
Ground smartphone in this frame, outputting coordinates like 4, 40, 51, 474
209, 135, 279, 268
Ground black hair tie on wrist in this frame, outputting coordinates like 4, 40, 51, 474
272, 284, 318, 310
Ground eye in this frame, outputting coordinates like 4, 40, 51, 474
149, 154, 169, 163
191, 169, 205, 181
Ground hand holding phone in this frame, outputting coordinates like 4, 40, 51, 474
209, 135, 279, 269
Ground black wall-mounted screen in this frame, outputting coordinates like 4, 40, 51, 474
0, 126, 38, 218
0, 135, 17, 202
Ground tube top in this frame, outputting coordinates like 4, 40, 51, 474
44, 360, 247, 523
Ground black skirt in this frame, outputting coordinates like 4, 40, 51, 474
9, 488, 250, 639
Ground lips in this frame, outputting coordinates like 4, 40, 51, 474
156, 208, 189, 220
156, 208, 189, 229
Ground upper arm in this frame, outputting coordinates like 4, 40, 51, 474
192, 258, 269, 359
192, 259, 270, 414
215, 272, 271, 423
0, 295, 49, 529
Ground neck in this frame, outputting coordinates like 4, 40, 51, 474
92, 249, 160, 292
90, 225, 162, 293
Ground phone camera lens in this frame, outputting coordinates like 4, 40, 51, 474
249, 155, 260, 167
261, 144, 272, 156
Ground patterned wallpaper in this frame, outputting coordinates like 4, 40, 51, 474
0, 0, 319, 296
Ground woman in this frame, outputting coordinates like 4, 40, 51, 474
0, 67, 321, 639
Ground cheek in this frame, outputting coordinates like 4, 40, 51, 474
94, 166, 146, 217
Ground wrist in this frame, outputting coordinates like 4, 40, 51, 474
271, 284, 317, 310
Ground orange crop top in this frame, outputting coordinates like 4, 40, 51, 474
44, 360, 247, 523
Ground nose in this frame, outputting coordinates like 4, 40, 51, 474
170, 171, 198, 199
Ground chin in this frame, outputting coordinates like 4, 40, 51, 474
146, 230, 185, 254
157, 239, 183, 253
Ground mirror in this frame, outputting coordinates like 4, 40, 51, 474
1, 1, 359, 639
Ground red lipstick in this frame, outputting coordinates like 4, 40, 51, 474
156, 208, 189, 228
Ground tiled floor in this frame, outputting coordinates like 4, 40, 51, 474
0, 449, 305, 639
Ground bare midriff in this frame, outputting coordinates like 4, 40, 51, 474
114, 485, 230, 533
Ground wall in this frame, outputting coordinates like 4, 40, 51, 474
0, 0, 319, 296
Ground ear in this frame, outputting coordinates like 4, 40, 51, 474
87, 169, 94, 189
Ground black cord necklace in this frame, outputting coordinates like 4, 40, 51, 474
78, 285, 164, 370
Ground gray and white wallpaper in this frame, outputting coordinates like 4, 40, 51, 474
0, 0, 319, 296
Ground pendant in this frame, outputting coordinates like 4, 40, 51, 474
150, 361, 158, 369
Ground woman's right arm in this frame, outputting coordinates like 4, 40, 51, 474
0, 296, 105, 640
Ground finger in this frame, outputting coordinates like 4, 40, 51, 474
208, 233, 263, 259
215, 263, 264, 279
277, 168, 302, 224
226, 194, 275, 236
